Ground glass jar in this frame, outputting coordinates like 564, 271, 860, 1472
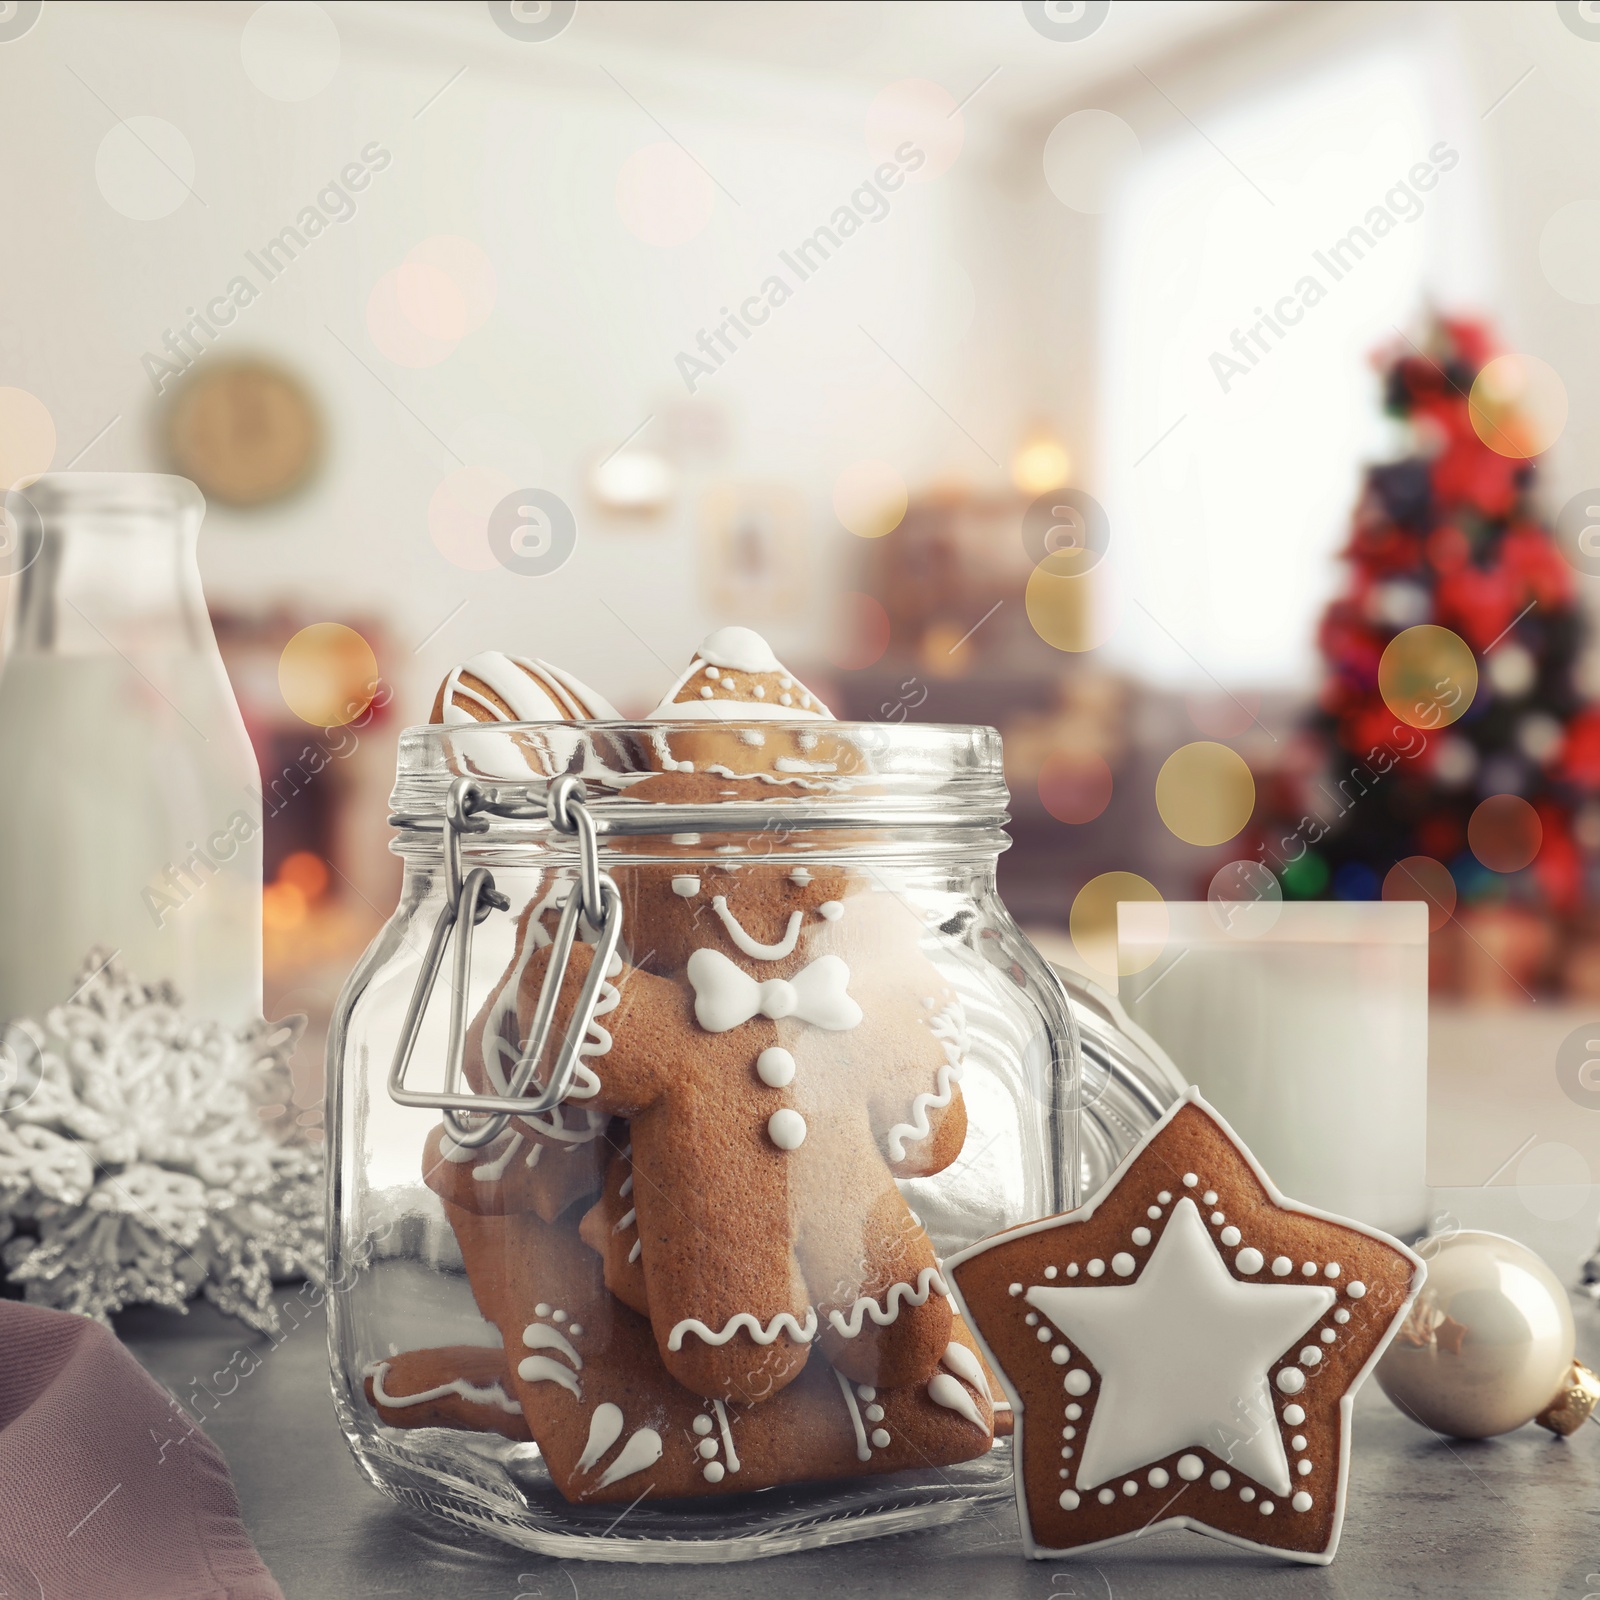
326, 718, 1181, 1561
0, 473, 261, 1027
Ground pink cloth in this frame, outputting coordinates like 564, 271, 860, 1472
0, 1301, 281, 1600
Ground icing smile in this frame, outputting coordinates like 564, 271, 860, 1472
710, 894, 803, 959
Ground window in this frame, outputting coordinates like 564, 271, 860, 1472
1099, 36, 1489, 689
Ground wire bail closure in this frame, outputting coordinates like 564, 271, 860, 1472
386, 774, 624, 1149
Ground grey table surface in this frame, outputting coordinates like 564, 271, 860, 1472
121, 1188, 1600, 1600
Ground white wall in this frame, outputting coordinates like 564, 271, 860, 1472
0, 0, 1029, 721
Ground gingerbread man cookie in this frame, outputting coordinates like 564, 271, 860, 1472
504, 858, 968, 1402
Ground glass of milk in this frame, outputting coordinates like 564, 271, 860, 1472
0, 474, 261, 1028
1117, 900, 1428, 1237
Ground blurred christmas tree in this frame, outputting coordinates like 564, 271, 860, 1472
1262, 316, 1596, 992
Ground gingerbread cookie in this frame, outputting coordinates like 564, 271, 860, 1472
363, 1344, 529, 1441
643, 627, 847, 777
503, 861, 968, 1400
431, 651, 618, 723
440, 1200, 997, 1502
948, 1088, 1423, 1564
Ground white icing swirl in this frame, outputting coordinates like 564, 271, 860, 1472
827, 1267, 948, 1339
667, 1308, 818, 1351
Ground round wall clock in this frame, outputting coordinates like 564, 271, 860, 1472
166, 358, 322, 507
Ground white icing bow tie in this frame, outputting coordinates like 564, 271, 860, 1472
685, 948, 862, 1034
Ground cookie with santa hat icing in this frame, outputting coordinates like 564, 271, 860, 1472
642, 627, 844, 778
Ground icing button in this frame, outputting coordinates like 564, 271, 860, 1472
1131, 1227, 1151, 1247
698, 1438, 718, 1460
1051, 1345, 1071, 1365
1271, 1256, 1292, 1277
1036, 1327, 1052, 1342
1060, 1490, 1080, 1510
1088, 1259, 1106, 1278
1065, 1403, 1082, 1420
703, 1461, 725, 1483
1292, 1491, 1313, 1512
1235, 1247, 1264, 1274
1220, 1226, 1241, 1247
1209, 1469, 1231, 1490
1148, 1467, 1170, 1489
1347, 1281, 1367, 1299
1176, 1454, 1204, 1481
1122, 1480, 1138, 1496
767, 1108, 807, 1150
870, 1428, 891, 1448
1009, 1283, 1023, 1296
1097, 1488, 1115, 1505
756, 1047, 796, 1088
1260, 1501, 1275, 1515
1291, 1434, 1307, 1450
1276, 1367, 1306, 1394
1239, 1486, 1256, 1503
1298, 1459, 1314, 1476
1299, 1346, 1322, 1366
1282, 1403, 1306, 1425
1182, 1173, 1198, 1187
1301, 1262, 1318, 1277
1333, 1309, 1350, 1325
1203, 1190, 1218, 1205
1158, 1191, 1172, 1204
1112, 1253, 1136, 1277
1063, 1370, 1092, 1397
1044, 1265, 1058, 1279
1325, 1263, 1341, 1278
693, 1415, 714, 1436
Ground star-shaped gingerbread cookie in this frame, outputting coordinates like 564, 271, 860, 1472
947, 1088, 1424, 1564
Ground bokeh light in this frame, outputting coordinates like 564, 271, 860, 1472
833, 460, 907, 538
1071, 871, 1164, 979
428, 464, 517, 571
1011, 435, 1071, 496
829, 591, 891, 670
865, 79, 963, 180
408, 235, 496, 333
393, 261, 468, 342
1043, 110, 1142, 214
1468, 354, 1568, 460
240, 1, 340, 101
278, 622, 378, 727
1025, 564, 1113, 652
615, 142, 717, 246
367, 267, 458, 367
278, 850, 330, 900
0, 389, 55, 489
1382, 854, 1457, 932
1468, 793, 1543, 873
1154, 741, 1256, 847
262, 880, 307, 931
1378, 624, 1477, 730
1038, 750, 1113, 824
95, 116, 195, 220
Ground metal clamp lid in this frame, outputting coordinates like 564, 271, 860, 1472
386, 774, 624, 1149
